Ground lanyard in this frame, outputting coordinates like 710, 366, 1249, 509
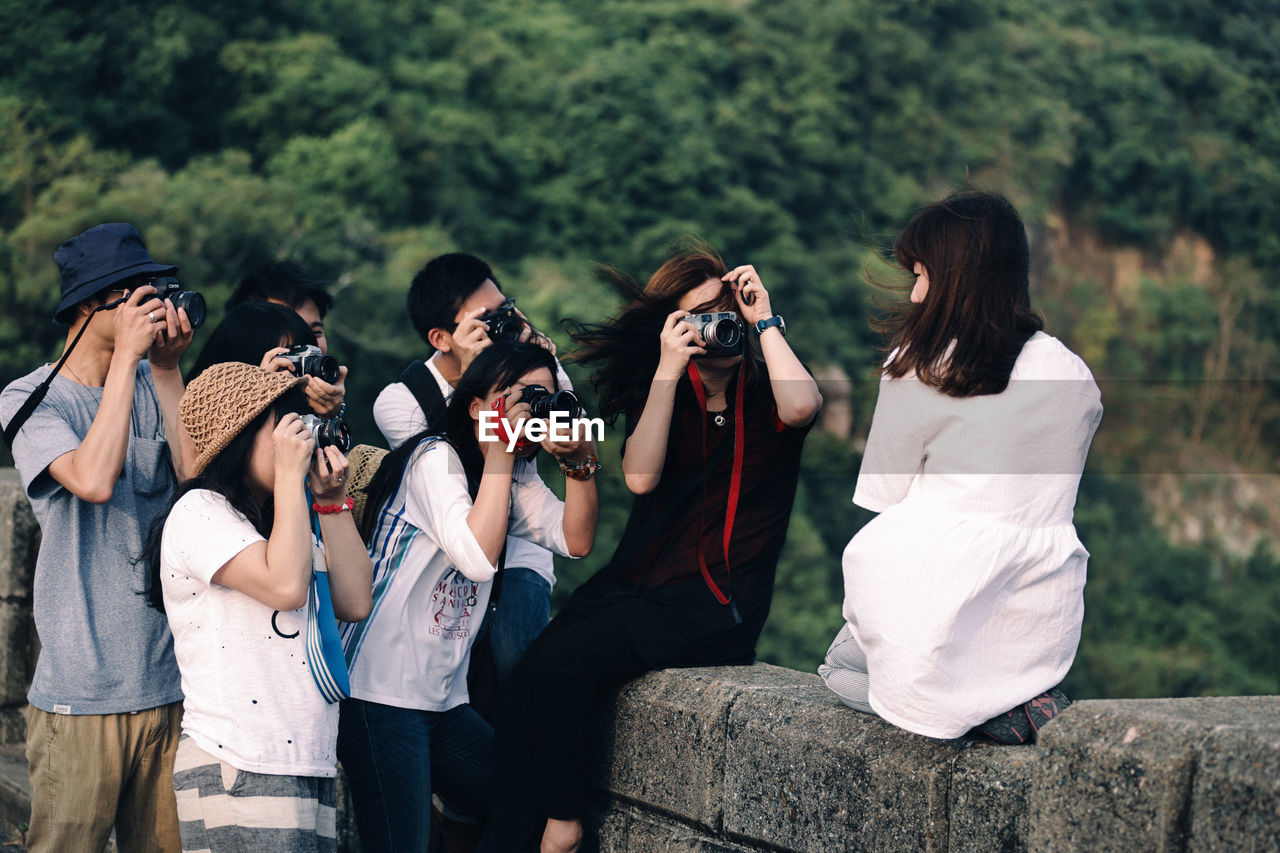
686, 360, 746, 606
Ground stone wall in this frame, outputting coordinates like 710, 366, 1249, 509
1, 467, 1277, 852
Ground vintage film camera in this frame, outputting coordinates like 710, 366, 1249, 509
479, 298, 525, 343
681, 312, 744, 357
300, 414, 352, 454
516, 384, 583, 420
147, 275, 206, 328
283, 345, 341, 384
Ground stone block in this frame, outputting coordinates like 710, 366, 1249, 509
0, 604, 31, 707
1188, 721, 1280, 852
949, 744, 1038, 853
589, 801, 757, 853
1030, 696, 1280, 852
601, 664, 809, 832
723, 683, 960, 852
0, 470, 37, 599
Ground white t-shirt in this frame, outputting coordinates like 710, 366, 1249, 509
341, 438, 573, 712
371, 351, 572, 588
161, 490, 337, 777
843, 332, 1103, 739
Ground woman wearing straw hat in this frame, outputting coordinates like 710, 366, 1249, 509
142, 362, 372, 852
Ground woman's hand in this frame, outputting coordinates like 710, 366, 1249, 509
723, 264, 774, 327
656, 308, 705, 380
260, 346, 294, 373
273, 413, 315, 482
544, 434, 594, 463
308, 444, 350, 504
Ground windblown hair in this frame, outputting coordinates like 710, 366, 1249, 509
875, 191, 1044, 397
140, 386, 311, 612
358, 342, 558, 542
565, 239, 754, 421
186, 302, 317, 384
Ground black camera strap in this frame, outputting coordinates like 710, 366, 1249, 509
399, 360, 448, 432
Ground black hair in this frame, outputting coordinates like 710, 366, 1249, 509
186, 302, 316, 384
229, 261, 334, 318
358, 342, 556, 542
407, 253, 503, 347
140, 386, 311, 612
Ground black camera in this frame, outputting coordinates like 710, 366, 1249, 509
681, 312, 744, 357
149, 275, 206, 328
479, 298, 525, 343
516, 384, 582, 420
283, 344, 340, 384
300, 414, 352, 454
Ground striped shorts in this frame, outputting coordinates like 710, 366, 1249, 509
173, 736, 337, 853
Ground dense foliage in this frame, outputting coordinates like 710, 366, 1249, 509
2, 0, 1276, 697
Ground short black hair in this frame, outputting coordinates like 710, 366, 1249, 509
407, 253, 502, 347
229, 261, 334, 318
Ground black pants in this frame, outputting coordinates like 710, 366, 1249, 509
490, 577, 757, 852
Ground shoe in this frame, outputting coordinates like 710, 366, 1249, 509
973, 706, 1033, 744
1023, 687, 1071, 736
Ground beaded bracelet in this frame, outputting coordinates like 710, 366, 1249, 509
313, 496, 354, 515
557, 454, 601, 481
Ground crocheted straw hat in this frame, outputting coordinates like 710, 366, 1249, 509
346, 443, 389, 530
181, 362, 307, 476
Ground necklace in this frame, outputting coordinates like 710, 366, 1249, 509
709, 409, 727, 427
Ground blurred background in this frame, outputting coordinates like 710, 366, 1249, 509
1, 0, 1276, 698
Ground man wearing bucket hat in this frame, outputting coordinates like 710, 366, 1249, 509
0, 223, 196, 852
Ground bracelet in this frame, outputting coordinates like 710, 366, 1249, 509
558, 454, 601, 481
312, 497, 354, 515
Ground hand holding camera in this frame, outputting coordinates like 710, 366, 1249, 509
656, 309, 707, 379
308, 435, 352, 505
273, 412, 316, 481
261, 345, 348, 418
722, 264, 774, 326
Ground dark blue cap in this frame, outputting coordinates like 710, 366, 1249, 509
53, 223, 177, 325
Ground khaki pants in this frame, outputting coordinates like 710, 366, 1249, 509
25, 702, 183, 853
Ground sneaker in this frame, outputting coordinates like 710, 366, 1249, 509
973, 706, 1034, 745
1023, 687, 1071, 736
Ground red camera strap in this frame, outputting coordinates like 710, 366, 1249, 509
686, 360, 746, 606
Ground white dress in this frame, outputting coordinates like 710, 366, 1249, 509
842, 332, 1103, 738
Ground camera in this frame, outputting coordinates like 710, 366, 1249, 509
300, 414, 352, 454
149, 276, 206, 328
479, 298, 525, 343
516, 384, 582, 420
283, 344, 340, 384
681, 312, 744, 357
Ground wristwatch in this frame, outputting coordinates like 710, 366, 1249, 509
754, 315, 786, 336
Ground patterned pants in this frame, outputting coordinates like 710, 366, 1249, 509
172, 736, 337, 853
818, 623, 876, 714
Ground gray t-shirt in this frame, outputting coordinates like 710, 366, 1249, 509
0, 361, 183, 714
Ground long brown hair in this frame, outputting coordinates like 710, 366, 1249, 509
876, 191, 1043, 397
565, 239, 756, 421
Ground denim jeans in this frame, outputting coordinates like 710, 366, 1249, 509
482, 566, 551, 683
337, 699, 493, 853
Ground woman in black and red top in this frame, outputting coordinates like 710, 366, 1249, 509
491, 242, 822, 853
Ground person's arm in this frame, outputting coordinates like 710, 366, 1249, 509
723, 264, 823, 428
853, 375, 930, 512
149, 297, 196, 482
544, 435, 598, 557
47, 287, 173, 502
210, 413, 315, 610
465, 393, 531, 563
373, 382, 429, 450
621, 309, 704, 494
309, 444, 372, 622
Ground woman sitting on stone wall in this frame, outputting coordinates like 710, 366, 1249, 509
819, 191, 1103, 744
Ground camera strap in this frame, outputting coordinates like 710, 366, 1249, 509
399, 360, 449, 432
687, 360, 746, 609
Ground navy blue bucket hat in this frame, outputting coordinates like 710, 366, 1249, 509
52, 223, 177, 325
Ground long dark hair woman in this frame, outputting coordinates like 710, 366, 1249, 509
336, 341, 599, 853
491, 241, 823, 852
818, 191, 1103, 744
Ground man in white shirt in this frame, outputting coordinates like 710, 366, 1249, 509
373, 252, 570, 686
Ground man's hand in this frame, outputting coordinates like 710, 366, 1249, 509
148, 298, 194, 370
305, 367, 347, 418
452, 307, 493, 374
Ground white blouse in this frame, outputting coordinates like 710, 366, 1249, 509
843, 332, 1103, 738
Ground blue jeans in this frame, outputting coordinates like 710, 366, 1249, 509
483, 567, 551, 683
337, 699, 493, 853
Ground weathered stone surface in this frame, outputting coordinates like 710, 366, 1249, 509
601, 663, 807, 832
949, 743, 1039, 853
1030, 696, 1280, 852
591, 802, 757, 853
0, 470, 37, 600
0, 604, 30, 707
1188, 720, 1280, 852
723, 681, 960, 852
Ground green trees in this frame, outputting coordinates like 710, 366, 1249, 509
1, 0, 1276, 698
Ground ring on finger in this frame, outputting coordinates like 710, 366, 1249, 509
147, 311, 157, 323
